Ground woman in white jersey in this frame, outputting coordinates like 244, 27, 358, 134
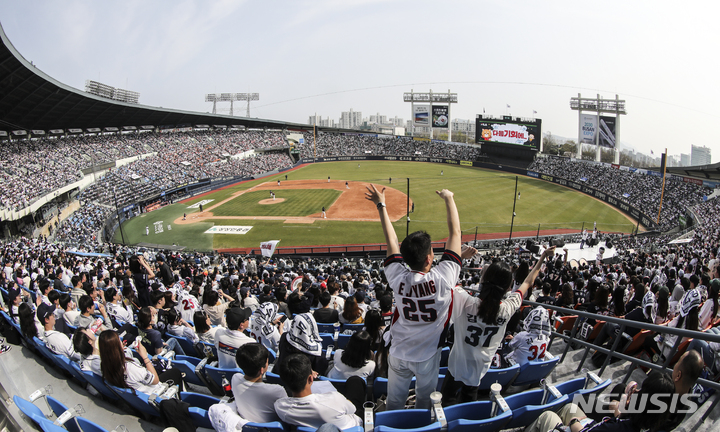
441, 246, 555, 406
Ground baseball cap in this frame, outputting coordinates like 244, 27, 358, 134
37, 303, 56, 322
156, 253, 166, 262
7, 288, 20, 304
226, 307, 252, 329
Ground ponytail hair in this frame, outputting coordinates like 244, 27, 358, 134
477, 261, 513, 325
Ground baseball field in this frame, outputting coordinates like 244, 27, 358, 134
114, 161, 637, 252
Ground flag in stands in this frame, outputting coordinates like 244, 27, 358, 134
260, 240, 280, 257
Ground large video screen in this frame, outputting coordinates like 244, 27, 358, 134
475, 116, 541, 149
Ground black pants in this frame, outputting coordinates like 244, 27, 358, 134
440, 370, 478, 407
159, 368, 185, 392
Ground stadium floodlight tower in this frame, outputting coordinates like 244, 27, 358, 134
570, 94, 626, 162
205, 93, 259, 117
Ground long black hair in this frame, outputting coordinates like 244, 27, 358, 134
341, 330, 373, 369
477, 261, 513, 325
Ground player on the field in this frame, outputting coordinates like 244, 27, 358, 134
365, 184, 461, 411
441, 245, 555, 406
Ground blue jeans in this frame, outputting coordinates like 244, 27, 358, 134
165, 337, 185, 356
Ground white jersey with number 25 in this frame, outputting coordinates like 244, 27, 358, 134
383, 251, 461, 362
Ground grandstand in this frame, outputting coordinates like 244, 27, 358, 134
1, 18, 720, 432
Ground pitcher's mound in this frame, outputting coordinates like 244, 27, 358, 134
259, 198, 285, 205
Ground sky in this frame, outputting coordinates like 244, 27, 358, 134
1, 0, 718, 162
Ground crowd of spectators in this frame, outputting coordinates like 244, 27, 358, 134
0, 129, 289, 212
1, 182, 719, 429
53, 203, 113, 249
296, 132, 483, 161
529, 156, 713, 231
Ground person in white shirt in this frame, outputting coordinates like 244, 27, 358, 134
166, 308, 199, 343
231, 343, 287, 423
216, 307, 255, 369
104, 287, 134, 325
73, 329, 102, 375
98, 330, 184, 394
194, 311, 219, 343
442, 246, 555, 406
327, 330, 376, 380
275, 354, 363, 430
38, 303, 80, 361
366, 185, 462, 411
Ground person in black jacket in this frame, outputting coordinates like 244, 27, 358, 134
314, 291, 339, 323
156, 254, 174, 287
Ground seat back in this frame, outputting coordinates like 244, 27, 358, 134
265, 370, 284, 386
75, 417, 109, 432
13, 395, 46, 424
375, 409, 433, 429
478, 364, 520, 391
440, 346, 450, 367
46, 396, 81, 432
336, 334, 351, 349
110, 386, 160, 417
243, 421, 287, 432
342, 323, 364, 333
445, 400, 512, 432
173, 355, 205, 386
36, 418, 69, 432
180, 392, 221, 410
319, 333, 335, 350
169, 336, 198, 358
504, 389, 569, 429
316, 323, 337, 333
623, 330, 651, 354
187, 406, 214, 429
80, 371, 120, 401
511, 356, 560, 387
204, 364, 244, 389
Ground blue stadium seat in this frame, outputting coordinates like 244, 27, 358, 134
341, 323, 364, 333
478, 364, 520, 391
243, 421, 287, 432
76, 417, 110, 432
180, 392, 219, 429
511, 356, 560, 387
265, 370, 283, 386
46, 396, 81, 432
52, 352, 87, 385
504, 387, 569, 429
336, 334, 351, 349
36, 418, 68, 432
554, 376, 612, 401
168, 335, 197, 358
373, 376, 444, 402
375, 409, 441, 432
109, 386, 161, 417
316, 323, 338, 333
297, 427, 362, 432
444, 400, 513, 432
319, 333, 335, 350
195, 341, 218, 358
13, 395, 47, 425
173, 355, 205, 386
80, 371, 120, 401
204, 364, 244, 390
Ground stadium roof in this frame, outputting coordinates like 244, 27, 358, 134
665, 162, 720, 181
0, 22, 310, 135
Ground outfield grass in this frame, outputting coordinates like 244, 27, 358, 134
115, 161, 636, 251
212, 190, 342, 217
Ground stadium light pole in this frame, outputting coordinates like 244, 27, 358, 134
509, 176, 518, 241
113, 187, 126, 246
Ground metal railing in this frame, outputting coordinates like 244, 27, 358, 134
525, 300, 720, 416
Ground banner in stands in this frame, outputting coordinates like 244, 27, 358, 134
432, 105, 449, 128
414, 105, 430, 126
598, 116, 617, 148
580, 114, 598, 144
475, 116, 541, 149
